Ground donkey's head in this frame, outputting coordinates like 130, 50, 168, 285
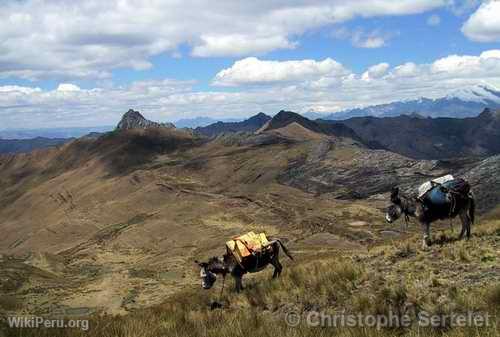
386, 186, 403, 223
195, 256, 225, 290
386, 204, 403, 223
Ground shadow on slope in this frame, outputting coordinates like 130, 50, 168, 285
45, 128, 204, 177
0, 128, 204, 208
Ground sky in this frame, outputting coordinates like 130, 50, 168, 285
1, 0, 500, 129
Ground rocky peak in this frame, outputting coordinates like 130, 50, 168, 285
249, 112, 270, 121
267, 110, 317, 130
116, 109, 175, 130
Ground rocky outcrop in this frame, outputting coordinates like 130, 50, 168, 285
277, 140, 499, 214
462, 155, 500, 213
277, 145, 451, 199
116, 109, 175, 130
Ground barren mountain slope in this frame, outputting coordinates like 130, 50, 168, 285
0, 123, 498, 316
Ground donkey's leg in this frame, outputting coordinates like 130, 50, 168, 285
270, 242, 283, 278
465, 212, 471, 240
232, 266, 244, 292
458, 211, 467, 240
421, 222, 431, 249
270, 258, 283, 278
233, 274, 243, 292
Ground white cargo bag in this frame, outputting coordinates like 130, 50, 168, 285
418, 174, 454, 198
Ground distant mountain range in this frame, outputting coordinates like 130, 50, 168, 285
4, 99, 500, 159
326, 108, 500, 159
165, 84, 500, 128
0, 137, 71, 154
174, 116, 241, 128
0, 126, 113, 140
322, 85, 500, 120
192, 107, 500, 160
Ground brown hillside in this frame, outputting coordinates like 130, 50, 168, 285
0, 126, 498, 317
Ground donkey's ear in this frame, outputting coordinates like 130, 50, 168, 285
390, 187, 401, 204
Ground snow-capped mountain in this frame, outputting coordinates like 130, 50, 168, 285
446, 85, 500, 104
322, 84, 500, 120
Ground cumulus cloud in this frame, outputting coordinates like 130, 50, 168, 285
2, 50, 500, 129
431, 50, 500, 76
213, 57, 348, 86
462, 1, 500, 42
0, 79, 196, 128
214, 51, 500, 89
362, 63, 390, 80
393, 62, 419, 77
0, 0, 447, 80
57, 84, 81, 92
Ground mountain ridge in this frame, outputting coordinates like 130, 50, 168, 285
195, 112, 271, 137
261, 110, 362, 141
325, 108, 500, 159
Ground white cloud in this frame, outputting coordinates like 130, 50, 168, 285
213, 57, 349, 86
427, 14, 441, 26
0, 0, 447, 80
393, 62, 419, 77
448, 0, 481, 16
362, 63, 390, 80
333, 28, 396, 49
0, 85, 41, 95
481, 50, 500, 59
191, 35, 296, 57
3, 50, 500, 129
57, 84, 81, 92
431, 50, 500, 76
462, 1, 500, 42
352, 34, 386, 48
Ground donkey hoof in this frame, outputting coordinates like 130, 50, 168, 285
421, 240, 431, 250
210, 301, 224, 310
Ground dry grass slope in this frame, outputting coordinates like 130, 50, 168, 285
2, 220, 498, 337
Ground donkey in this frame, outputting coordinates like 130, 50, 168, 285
385, 180, 475, 249
196, 239, 293, 292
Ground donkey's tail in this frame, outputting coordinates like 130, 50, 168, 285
276, 240, 294, 261
469, 194, 475, 225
